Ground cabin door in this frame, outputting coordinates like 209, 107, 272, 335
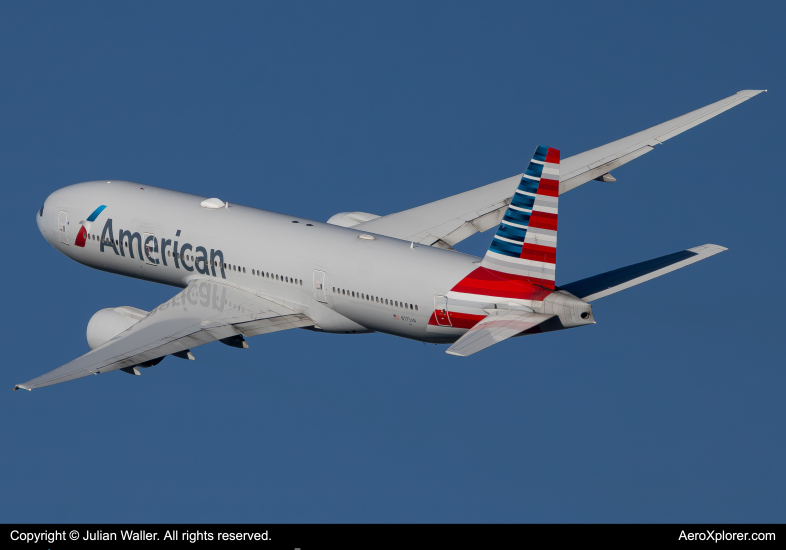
434, 295, 452, 326
58, 211, 68, 244
313, 270, 327, 303
143, 233, 159, 265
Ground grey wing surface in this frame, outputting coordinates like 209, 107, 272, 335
445, 311, 554, 357
560, 244, 727, 302
355, 90, 764, 248
15, 278, 313, 390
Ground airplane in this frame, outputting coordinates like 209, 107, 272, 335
15, 90, 765, 391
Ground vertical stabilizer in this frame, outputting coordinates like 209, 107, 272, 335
480, 145, 560, 288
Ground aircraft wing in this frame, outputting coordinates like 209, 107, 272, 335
445, 311, 554, 357
355, 90, 765, 249
559, 244, 727, 302
15, 278, 313, 391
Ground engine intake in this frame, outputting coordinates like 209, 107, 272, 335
86, 306, 149, 350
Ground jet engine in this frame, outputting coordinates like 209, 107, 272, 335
86, 306, 149, 350
326, 211, 380, 227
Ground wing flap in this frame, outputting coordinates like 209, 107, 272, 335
560, 244, 727, 302
560, 145, 654, 193
15, 279, 314, 391
235, 314, 313, 336
445, 311, 554, 357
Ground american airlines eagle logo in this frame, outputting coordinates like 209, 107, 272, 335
74, 204, 107, 247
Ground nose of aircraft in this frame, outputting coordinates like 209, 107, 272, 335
36, 203, 46, 238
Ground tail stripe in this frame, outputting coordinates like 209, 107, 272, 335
479, 145, 560, 289
431, 145, 561, 329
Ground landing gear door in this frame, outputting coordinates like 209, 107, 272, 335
143, 233, 159, 265
58, 211, 68, 244
313, 270, 327, 303
434, 295, 451, 326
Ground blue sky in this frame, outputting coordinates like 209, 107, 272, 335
2, 1, 784, 522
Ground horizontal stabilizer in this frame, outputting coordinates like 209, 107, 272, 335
560, 244, 727, 302
446, 311, 554, 357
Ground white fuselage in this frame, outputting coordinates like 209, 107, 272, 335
38, 181, 482, 343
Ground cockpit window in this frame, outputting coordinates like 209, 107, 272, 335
38, 205, 44, 217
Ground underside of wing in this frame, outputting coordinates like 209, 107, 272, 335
560, 244, 727, 302
445, 311, 554, 357
355, 90, 764, 248
558, 90, 764, 193
15, 278, 313, 390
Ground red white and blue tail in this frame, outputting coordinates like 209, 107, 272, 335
430, 146, 561, 331
480, 145, 560, 288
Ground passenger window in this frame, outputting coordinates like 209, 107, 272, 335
415, 305, 418, 311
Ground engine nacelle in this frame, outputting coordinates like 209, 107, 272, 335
86, 306, 149, 350
326, 211, 380, 228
